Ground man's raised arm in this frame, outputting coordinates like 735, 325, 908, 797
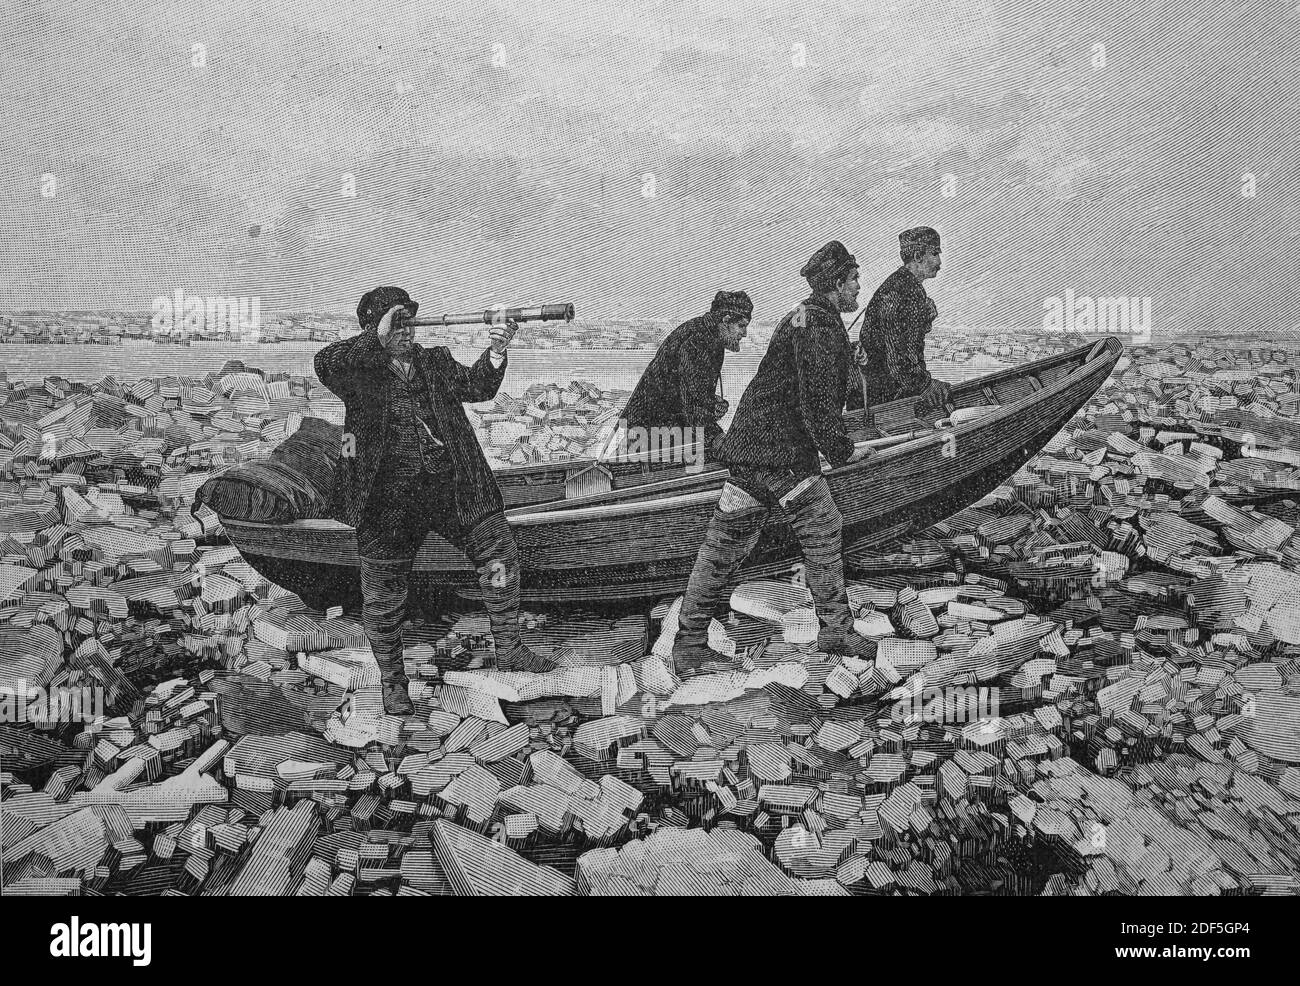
440, 346, 508, 403
314, 331, 387, 400
438, 316, 521, 403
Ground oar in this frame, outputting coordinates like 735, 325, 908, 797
506, 467, 729, 517
855, 428, 935, 451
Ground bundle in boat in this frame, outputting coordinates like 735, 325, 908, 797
194, 417, 341, 523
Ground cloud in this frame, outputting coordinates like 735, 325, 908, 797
0, 0, 1296, 332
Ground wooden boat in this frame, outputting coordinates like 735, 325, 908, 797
220, 338, 1123, 607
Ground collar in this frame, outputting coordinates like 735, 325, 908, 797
700, 311, 728, 337
900, 266, 928, 292
388, 351, 432, 389
386, 341, 421, 366
802, 294, 847, 323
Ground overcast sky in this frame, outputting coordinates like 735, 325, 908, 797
3, 0, 1297, 331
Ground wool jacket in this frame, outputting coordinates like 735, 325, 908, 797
621, 313, 726, 446
720, 294, 854, 472
314, 331, 507, 532
847, 266, 939, 411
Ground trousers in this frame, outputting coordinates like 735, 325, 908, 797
355, 471, 526, 684
676, 465, 854, 646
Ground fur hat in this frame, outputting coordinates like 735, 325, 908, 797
800, 240, 858, 289
356, 286, 418, 332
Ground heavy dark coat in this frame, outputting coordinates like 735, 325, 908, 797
314, 331, 507, 532
720, 295, 854, 472
846, 266, 938, 410
621, 313, 726, 445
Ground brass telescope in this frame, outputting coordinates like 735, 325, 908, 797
405, 303, 575, 328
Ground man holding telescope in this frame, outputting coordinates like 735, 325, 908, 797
316, 286, 556, 716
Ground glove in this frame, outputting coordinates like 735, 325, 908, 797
915, 378, 952, 414
847, 444, 876, 464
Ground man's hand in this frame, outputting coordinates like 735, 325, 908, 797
916, 378, 952, 414
713, 396, 730, 418
489, 318, 520, 355
847, 444, 876, 464
377, 304, 413, 355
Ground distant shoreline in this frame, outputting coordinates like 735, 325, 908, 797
0, 340, 1013, 391
4, 324, 1294, 348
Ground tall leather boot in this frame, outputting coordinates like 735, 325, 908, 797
671, 500, 767, 676
464, 513, 557, 673
782, 479, 877, 660
358, 555, 416, 715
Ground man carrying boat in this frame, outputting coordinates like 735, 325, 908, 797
671, 241, 878, 677
846, 226, 952, 414
620, 290, 752, 458
315, 286, 555, 716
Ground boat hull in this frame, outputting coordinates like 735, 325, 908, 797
222, 338, 1123, 606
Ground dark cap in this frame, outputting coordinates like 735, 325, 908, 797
357, 286, 419, 332
800, 240, 858, 287
710, 290, 753, 320
899, 227, 941, 253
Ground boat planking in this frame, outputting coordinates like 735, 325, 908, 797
218, 337, 1123, 607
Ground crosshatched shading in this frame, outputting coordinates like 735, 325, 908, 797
2, 0, 1299, 904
